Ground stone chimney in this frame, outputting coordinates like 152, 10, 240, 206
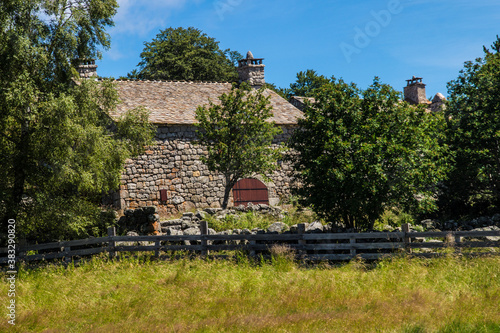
77, 59, 98, 78
404, 76, 430, 105
237, 51, 265, 87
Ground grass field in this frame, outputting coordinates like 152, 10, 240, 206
1, 252, 499, 332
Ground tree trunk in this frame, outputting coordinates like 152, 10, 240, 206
221, 175, 236, 209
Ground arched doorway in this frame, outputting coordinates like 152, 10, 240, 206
232, 178, 269, 207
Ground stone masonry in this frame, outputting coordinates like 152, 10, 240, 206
113, 125, 296, 216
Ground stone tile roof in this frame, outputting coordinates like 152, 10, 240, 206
111, 80, 302, 125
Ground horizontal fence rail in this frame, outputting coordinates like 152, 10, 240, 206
1, 223, 499, 264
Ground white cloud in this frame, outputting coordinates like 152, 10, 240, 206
111, 0, 190, 36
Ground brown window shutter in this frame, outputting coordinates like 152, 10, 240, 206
159, 189, 168, 202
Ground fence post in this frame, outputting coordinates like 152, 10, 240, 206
455, 234, 462, 254
154, 239, 160, 258
298, 223, 306, 257
64, 246, 71, 264
350, 237, 356, 257
200, 221, 209, 256
107, 226, 116, 259
402, 223, 412, 254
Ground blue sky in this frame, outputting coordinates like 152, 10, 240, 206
98, 0, 500, 98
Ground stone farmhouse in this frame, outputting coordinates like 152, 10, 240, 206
104, 52, 303, 215
82, 53, 444, 216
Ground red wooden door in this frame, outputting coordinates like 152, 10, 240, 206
233, 178, 269, 207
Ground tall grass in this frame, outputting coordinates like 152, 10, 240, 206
0, 254, 499, 332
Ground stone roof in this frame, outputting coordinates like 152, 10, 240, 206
111, 80, 302, 125
289, 96, 316, 111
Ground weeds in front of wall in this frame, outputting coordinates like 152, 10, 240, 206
205, 208, 320, 232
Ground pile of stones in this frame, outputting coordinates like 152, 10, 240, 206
116, 206, 160, 235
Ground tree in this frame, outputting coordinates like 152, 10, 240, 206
0, 0, 155, 242
440, 36, 500, 217
129, 27, 242, 82
281, 69, 330, 99
288, 77, 448, 230
195, 82, 282, 209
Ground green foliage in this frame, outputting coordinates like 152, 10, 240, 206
288, 77, 449, 230
195, 82, 283, 208
130, 26, 242, 82
205, 211, 272, 232
205, 208, 318, 232
0, 0, 154, 242
440, 36, 500, 218
115, 106, 156, 156
281, 69, 330, 99
375, 210, 416, 230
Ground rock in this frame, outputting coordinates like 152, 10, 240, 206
163, 227, 183, 236
182, 220, 200, 230
234, 204, 246, 212
195, 210, 208, 220
204, 208, 222, 215
267, 222, 289, 234
160, 219, 183, 227
420, 219, 437, 230
256, 203, 269, 211
148, 213, 159, 222
182, 212, 195, 218
171, 196, 185, 205
306, 221, 324, 233
124, 209, 134, 217
143, 206, 157, 214
183, 227, 201, 236
471, 226, 500, 242
241, 228, 252, 235
117, 231, 150, 246
246, 202, 258, 211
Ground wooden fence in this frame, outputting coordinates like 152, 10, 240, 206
1, 223, 499, 264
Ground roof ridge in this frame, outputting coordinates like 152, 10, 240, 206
112, 78, 233, 84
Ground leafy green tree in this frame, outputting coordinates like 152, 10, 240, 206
440, 36, 500, 217
288, 77, 448, 230
281, 69, 330, 99
129, 27, 242, 82
0, 0, 155, 242
195, 82, 282, 209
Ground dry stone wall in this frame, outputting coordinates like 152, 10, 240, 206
113, 125, 296, 216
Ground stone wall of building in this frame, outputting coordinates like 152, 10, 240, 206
112, 125, 296, 216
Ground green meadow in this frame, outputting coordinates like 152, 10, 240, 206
1, 252, 499, 333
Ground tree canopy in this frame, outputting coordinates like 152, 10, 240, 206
0, 0, 155, 242
195, 82, 282, 209
440, 36, 500, 217
129, 27, 242, 82
280, 69, 330, 99
288, 77, 448, 230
